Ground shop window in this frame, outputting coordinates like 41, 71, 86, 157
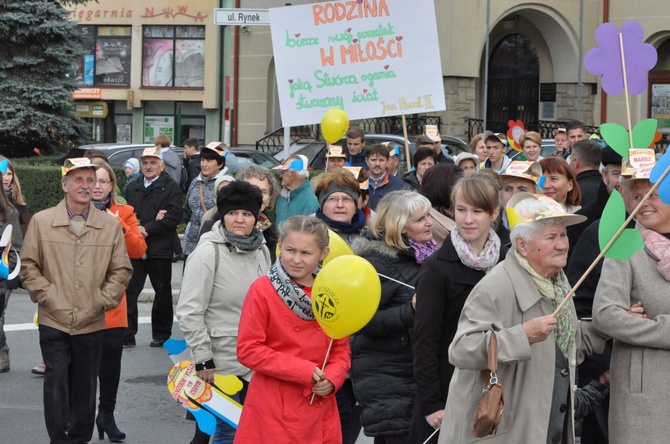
143, 101, 206, 145
142, 26, 205, 88
74, 26, 132, 86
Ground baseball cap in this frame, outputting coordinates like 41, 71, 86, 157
61, 157, 100, 177
273, 154, 309, 172
326, 145, 346, 158
140, 147, 163, 160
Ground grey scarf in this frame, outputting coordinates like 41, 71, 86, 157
267, 259, 315, 320
223, 228, 264, 252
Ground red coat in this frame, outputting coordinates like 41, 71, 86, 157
104, 203, 147, 329
235, 276, 351, 444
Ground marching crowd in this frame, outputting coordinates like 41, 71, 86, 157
0, 121, 668, 444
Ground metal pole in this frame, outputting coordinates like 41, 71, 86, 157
577, 0, 584, 120
483, 0, 491, 130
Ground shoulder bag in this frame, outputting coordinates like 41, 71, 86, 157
471, 331, 505, 437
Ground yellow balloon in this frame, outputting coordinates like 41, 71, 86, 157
34, 310, 39, 326
321, 109, 350, 144
312, 255, 381, 339
323, 229, 353, 265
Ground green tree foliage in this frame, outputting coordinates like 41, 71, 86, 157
0, 1, 90, 157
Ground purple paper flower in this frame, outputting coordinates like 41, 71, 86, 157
584, 21, 657, 96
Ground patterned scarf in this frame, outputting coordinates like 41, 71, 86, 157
315, 208, 367, 234
92, 196, 111, 211
223, 227, 264, 252
408, 238, 439, 264
256, 212, 273, 232
514, 250, 576, 358
450, 228, 501, 273
637, 222, 670, 281
268, 259, 315, 320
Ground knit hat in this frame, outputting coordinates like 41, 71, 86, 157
123, 158, 140, 175
317, 179, 360, 208
216, 180, 263, 224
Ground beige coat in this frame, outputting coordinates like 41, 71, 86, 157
429, 208, 456, 247
438, 251, 605, 444
176, 221, 271, 380
593, 249, 670, 444
20, 200, 132, 335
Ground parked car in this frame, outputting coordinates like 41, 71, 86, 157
305, 134, 468, 170
71, 143, 280, 171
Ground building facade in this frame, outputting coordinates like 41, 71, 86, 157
67, 0, 670, 147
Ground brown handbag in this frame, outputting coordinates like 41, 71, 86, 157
471, 331, 505, 437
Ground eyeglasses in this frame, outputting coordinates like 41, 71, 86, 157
96, 179, 112, 185
326, 196, 356, 205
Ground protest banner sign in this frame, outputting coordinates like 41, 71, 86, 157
269, 0, 446, 127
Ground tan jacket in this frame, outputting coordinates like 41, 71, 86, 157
438, 251, 605, 444
20, 200, 132, 335
429, 207, 456, 247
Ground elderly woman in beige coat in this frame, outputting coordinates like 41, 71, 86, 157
438, 193, 605, 444
593, 174, 670, 444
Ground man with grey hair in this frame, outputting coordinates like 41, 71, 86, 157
124, 147, 183, 348
273, 154, 319, 225
570, 139, 602, 207
20, 157, 132, 444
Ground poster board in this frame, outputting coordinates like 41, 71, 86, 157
269, 0, 446, 127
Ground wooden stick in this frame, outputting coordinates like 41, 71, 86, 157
552, 163, 670, 316
401, 114, 412, 172
619, 33, 634, 150
309, 338, 334, 405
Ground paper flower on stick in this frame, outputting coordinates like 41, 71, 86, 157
506, 120, 526, 152
650, 150, 670, 204
598, 190, 643, 260
599, 118, 658, 158
584, 21, 657, 96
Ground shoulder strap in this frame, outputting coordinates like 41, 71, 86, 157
488, 331, 498, 373
206, 241, 219, 273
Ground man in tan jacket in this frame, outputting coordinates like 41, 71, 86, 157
20, 158, 132, 444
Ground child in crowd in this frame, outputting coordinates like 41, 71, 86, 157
235, 216, 350, 443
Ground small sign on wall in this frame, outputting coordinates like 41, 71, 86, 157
541, 101, 555, 119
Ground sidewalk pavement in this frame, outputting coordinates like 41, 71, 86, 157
137, 259, 184, 304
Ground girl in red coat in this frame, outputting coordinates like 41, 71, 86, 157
235, 216, 351, 444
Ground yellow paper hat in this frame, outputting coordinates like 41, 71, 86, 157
500, 161, 542, 183
61, 157, 99, 176
505, 193, 586, 230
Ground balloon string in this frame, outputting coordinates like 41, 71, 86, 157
377, 273, 416, 290
309, 338, 334, 405
422, 427, 440, 444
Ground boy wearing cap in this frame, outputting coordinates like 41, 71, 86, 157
273, 155, 319, 225
124, 147, 184, 348
482, 130, 512, 173
20, 158, 132, 443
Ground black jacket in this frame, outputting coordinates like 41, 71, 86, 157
351, 236, 420, 438
409, 236, 506, 443
125, 172, 183, 259
402, 170, 421, 192
184, 153, 201, 187
576, 169, 602, 207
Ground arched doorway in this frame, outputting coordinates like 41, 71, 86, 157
649, 39, 670, 139
487, 33, 539, 128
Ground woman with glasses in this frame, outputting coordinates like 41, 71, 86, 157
91, 162, 147, 441
314, 169, 368, 246
313, 168, 368, 443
